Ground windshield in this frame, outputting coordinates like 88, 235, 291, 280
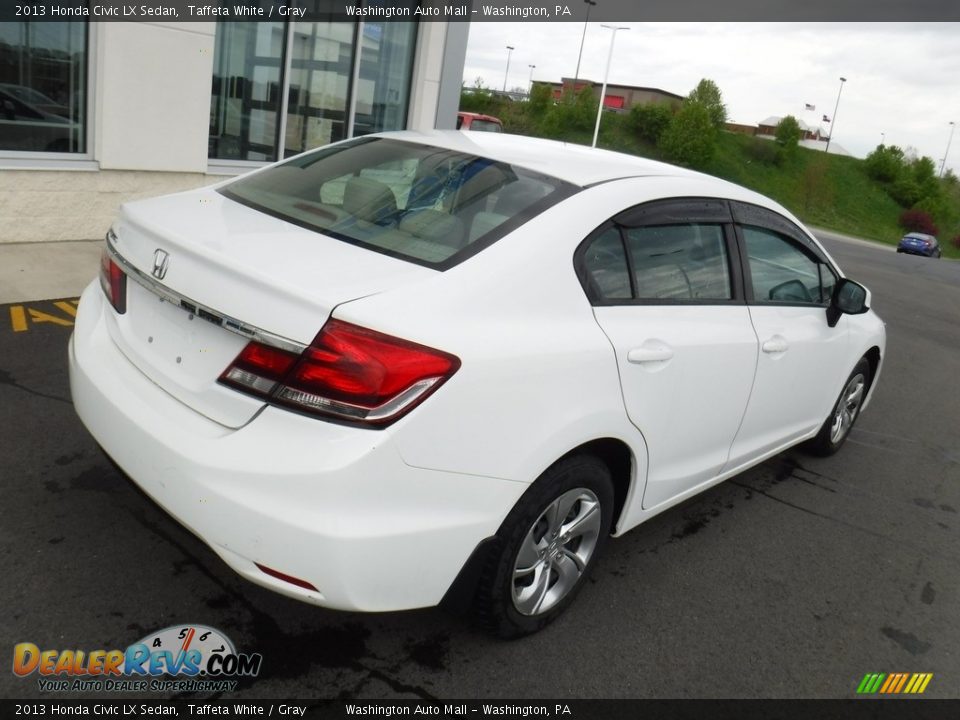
221, 137, 576, 268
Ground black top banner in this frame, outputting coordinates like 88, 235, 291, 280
4, 0, 960, 22
3, 700, 960, 720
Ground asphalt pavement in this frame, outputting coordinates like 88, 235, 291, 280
1, 234, 958, 700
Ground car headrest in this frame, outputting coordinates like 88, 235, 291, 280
343, 176, 397, 224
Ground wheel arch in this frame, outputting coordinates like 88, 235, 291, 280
863, 345, 881, 388
552, 437, 636, 535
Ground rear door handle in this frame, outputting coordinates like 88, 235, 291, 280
628, 344, 674, 364
761, 336, 789, 354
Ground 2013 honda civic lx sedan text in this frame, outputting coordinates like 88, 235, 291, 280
69, 131, 886, 637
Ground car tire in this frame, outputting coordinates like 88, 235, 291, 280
473, 455, 614, 638
803, 358, 871, 457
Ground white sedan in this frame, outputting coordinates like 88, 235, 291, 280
69, 131, 885, 637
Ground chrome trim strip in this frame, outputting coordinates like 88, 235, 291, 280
104, 231, 308, 354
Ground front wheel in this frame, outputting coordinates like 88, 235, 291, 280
473, 455, 614, 638
804, 358, 871, 457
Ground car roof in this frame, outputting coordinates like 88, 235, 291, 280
374, 130, 725, 188
903, 232, 935, 239
457, 112, 501, 122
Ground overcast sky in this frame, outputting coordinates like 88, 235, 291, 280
463, 22, 960, 174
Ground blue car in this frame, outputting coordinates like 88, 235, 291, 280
897, 232, 942, 258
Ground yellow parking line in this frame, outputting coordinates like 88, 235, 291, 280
10, 305, 28, 332
27, 308, 73, 327
54, 301, 78, 317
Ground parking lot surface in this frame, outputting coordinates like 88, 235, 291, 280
2, 234, 958, 699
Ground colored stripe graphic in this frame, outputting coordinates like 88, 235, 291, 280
857, 672, 932, 694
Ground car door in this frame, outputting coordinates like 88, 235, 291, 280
724, 202, 849, 470
579, 199, 759, 510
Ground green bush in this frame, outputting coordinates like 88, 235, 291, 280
743, 137, 779, 165
864, 144, 905, 183
628, 103, 673, 144
659, 102, 716, 168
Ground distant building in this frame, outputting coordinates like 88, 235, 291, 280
724, 121, 759, 136
550, 78, 683, 112
757, 116, 824, 141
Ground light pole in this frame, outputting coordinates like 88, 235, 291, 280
502, 45, 515, 93
527, 64, 536, 95
939, 121, 955, 178
825, 76, 846, 154
573, 0, 597, 90
591, 24, 629, 148
880, 132, 885, 146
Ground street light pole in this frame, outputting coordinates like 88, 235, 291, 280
939, 121, 955, 178
527, 64, 536, 95
591, 24, 629, 148
503, 46, 515, 93
825, 76, 846, 154
880, 132, 885, 146
573, 0, 597, 90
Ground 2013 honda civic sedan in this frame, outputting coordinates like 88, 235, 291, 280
69, 131, 886, 637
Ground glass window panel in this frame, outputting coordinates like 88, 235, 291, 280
353, 22, 416, 137
0, 22, 86, 153
209, 20, 284, 161
743, 226, 828, 304
583, 228, 632, 301
222, 138, 573, 267
283, 20, 354, 158
623, 224, 732, 301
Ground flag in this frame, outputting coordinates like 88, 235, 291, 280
823, 114, 831, 122
805, 103, 815, 111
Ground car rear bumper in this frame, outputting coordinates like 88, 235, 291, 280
897, 246, 935, 256
69, 282, 525, 611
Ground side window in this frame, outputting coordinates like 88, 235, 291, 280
742, 226, 832, 304
582, 228, 632, 300
623, 224, 732, 301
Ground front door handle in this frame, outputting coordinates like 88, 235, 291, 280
761, 336, 789, 354
628, 344, 674, 364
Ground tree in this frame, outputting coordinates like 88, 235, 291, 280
864, 144, 906, 183
659, 101, 716, 168
775, 116, 802, 149
687, 79, 727, 129
527, 82, 552, 116
628, 103, 673, 144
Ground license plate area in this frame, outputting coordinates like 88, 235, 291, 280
108, 282, 265, 427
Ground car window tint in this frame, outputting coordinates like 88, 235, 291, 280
743, 226, 829, 304
583, 228, 632, 300
622, 224, 732, 301
221, 138, 574, 268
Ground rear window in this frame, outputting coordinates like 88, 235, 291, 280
468, 120, 502, 132
220, 137, 575, 268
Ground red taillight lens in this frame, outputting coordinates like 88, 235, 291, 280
219, 342, 300, 397
219, 320, 460, 426
99, 248, 127, 314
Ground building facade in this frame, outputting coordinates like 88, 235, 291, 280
550, 78, 683, 112
0, 20, 467, 244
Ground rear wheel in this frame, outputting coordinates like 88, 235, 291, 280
473, 455, 614, 638
804, 358, 870, 456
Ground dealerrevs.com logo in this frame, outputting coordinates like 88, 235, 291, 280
13, 625, 262, 693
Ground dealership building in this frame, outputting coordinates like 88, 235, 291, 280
0, 19, 467, 243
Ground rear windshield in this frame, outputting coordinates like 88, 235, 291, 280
220, 137, 576, 269
469, 120, 502, 132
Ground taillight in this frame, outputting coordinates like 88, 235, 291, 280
99, 248, 127, 314
219, 319, 460, 426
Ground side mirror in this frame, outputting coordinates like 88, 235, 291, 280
826, 278, 870, 327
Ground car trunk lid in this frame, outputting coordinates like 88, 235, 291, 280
104, 187, 434, 428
